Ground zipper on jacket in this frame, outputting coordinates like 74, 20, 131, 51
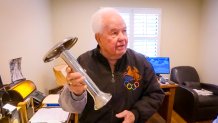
111, 109, 114, 123
111, 72, 115, 83
111, 72, 115, 122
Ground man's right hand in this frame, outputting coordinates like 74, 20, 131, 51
66, 67, 87, 96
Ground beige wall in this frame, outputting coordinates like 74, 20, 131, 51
51, 0, 201, 78
0, 0, 217, 93
199, 0, 218, 84
0, 0, 56, 93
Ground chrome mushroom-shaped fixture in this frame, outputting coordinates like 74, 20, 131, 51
43, 37, 112, 110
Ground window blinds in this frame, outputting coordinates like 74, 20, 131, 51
118, 8, 161, 57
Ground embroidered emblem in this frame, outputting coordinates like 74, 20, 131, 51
123, 66, 141, 90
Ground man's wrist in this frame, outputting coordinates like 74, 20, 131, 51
130, 109, 139, 123
70, 90, 87, 101
73, 90, 85, 96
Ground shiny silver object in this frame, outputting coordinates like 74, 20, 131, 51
43, 37, 112, 110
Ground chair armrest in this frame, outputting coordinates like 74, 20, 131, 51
174, 85, 199, 118
201, 83, 218, 95
175, 85, 199, 106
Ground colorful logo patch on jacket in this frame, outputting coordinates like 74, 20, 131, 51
123, 66, 141, 91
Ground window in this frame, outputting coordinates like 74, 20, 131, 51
116, 8, 161, 57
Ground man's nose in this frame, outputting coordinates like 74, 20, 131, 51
118, 32, 127, 41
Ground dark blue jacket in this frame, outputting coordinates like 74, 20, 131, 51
77, 47, 165, 123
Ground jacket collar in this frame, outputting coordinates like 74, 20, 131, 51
93, 45, 127, 72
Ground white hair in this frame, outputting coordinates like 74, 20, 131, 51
91, 7, 121, 34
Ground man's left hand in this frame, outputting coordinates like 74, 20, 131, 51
116, 110, 135, 123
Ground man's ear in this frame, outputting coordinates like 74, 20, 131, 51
95, 33, 100, 43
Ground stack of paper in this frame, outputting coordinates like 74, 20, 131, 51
43, 94, 60, 107
193, 89, 213, 96
29, 108, 69, 123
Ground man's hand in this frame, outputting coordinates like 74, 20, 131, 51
66, 67, 87, 96
116, 110, 135, 123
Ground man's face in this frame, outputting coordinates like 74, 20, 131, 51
96, 14, 128, 60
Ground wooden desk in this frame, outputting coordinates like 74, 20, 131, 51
159, 82, 178, 123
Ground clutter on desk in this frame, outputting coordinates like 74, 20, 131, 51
0, 80, 45, 123
0, 103, 22, 123
9, 57, 26, 85
42, 94, 60, 107
0, 57, 47, 123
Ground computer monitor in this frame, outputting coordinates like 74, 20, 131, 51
146, 57, 170, 77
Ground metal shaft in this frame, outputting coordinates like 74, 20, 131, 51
43, 37, 112, 110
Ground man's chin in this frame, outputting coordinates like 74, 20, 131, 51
116, 51, 126, 58
119, 49, 127, 54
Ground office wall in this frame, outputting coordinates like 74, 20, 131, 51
0, 0, 56, 93
51, 0, 201, 77
199, 0, 218, 84
1, 0, 213, 94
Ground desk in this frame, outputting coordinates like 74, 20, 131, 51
159, 82, 178, 123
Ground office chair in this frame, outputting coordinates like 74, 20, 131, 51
170, 66, 218, 123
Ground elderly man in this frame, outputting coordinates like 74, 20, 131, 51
59, 7, 165, 123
